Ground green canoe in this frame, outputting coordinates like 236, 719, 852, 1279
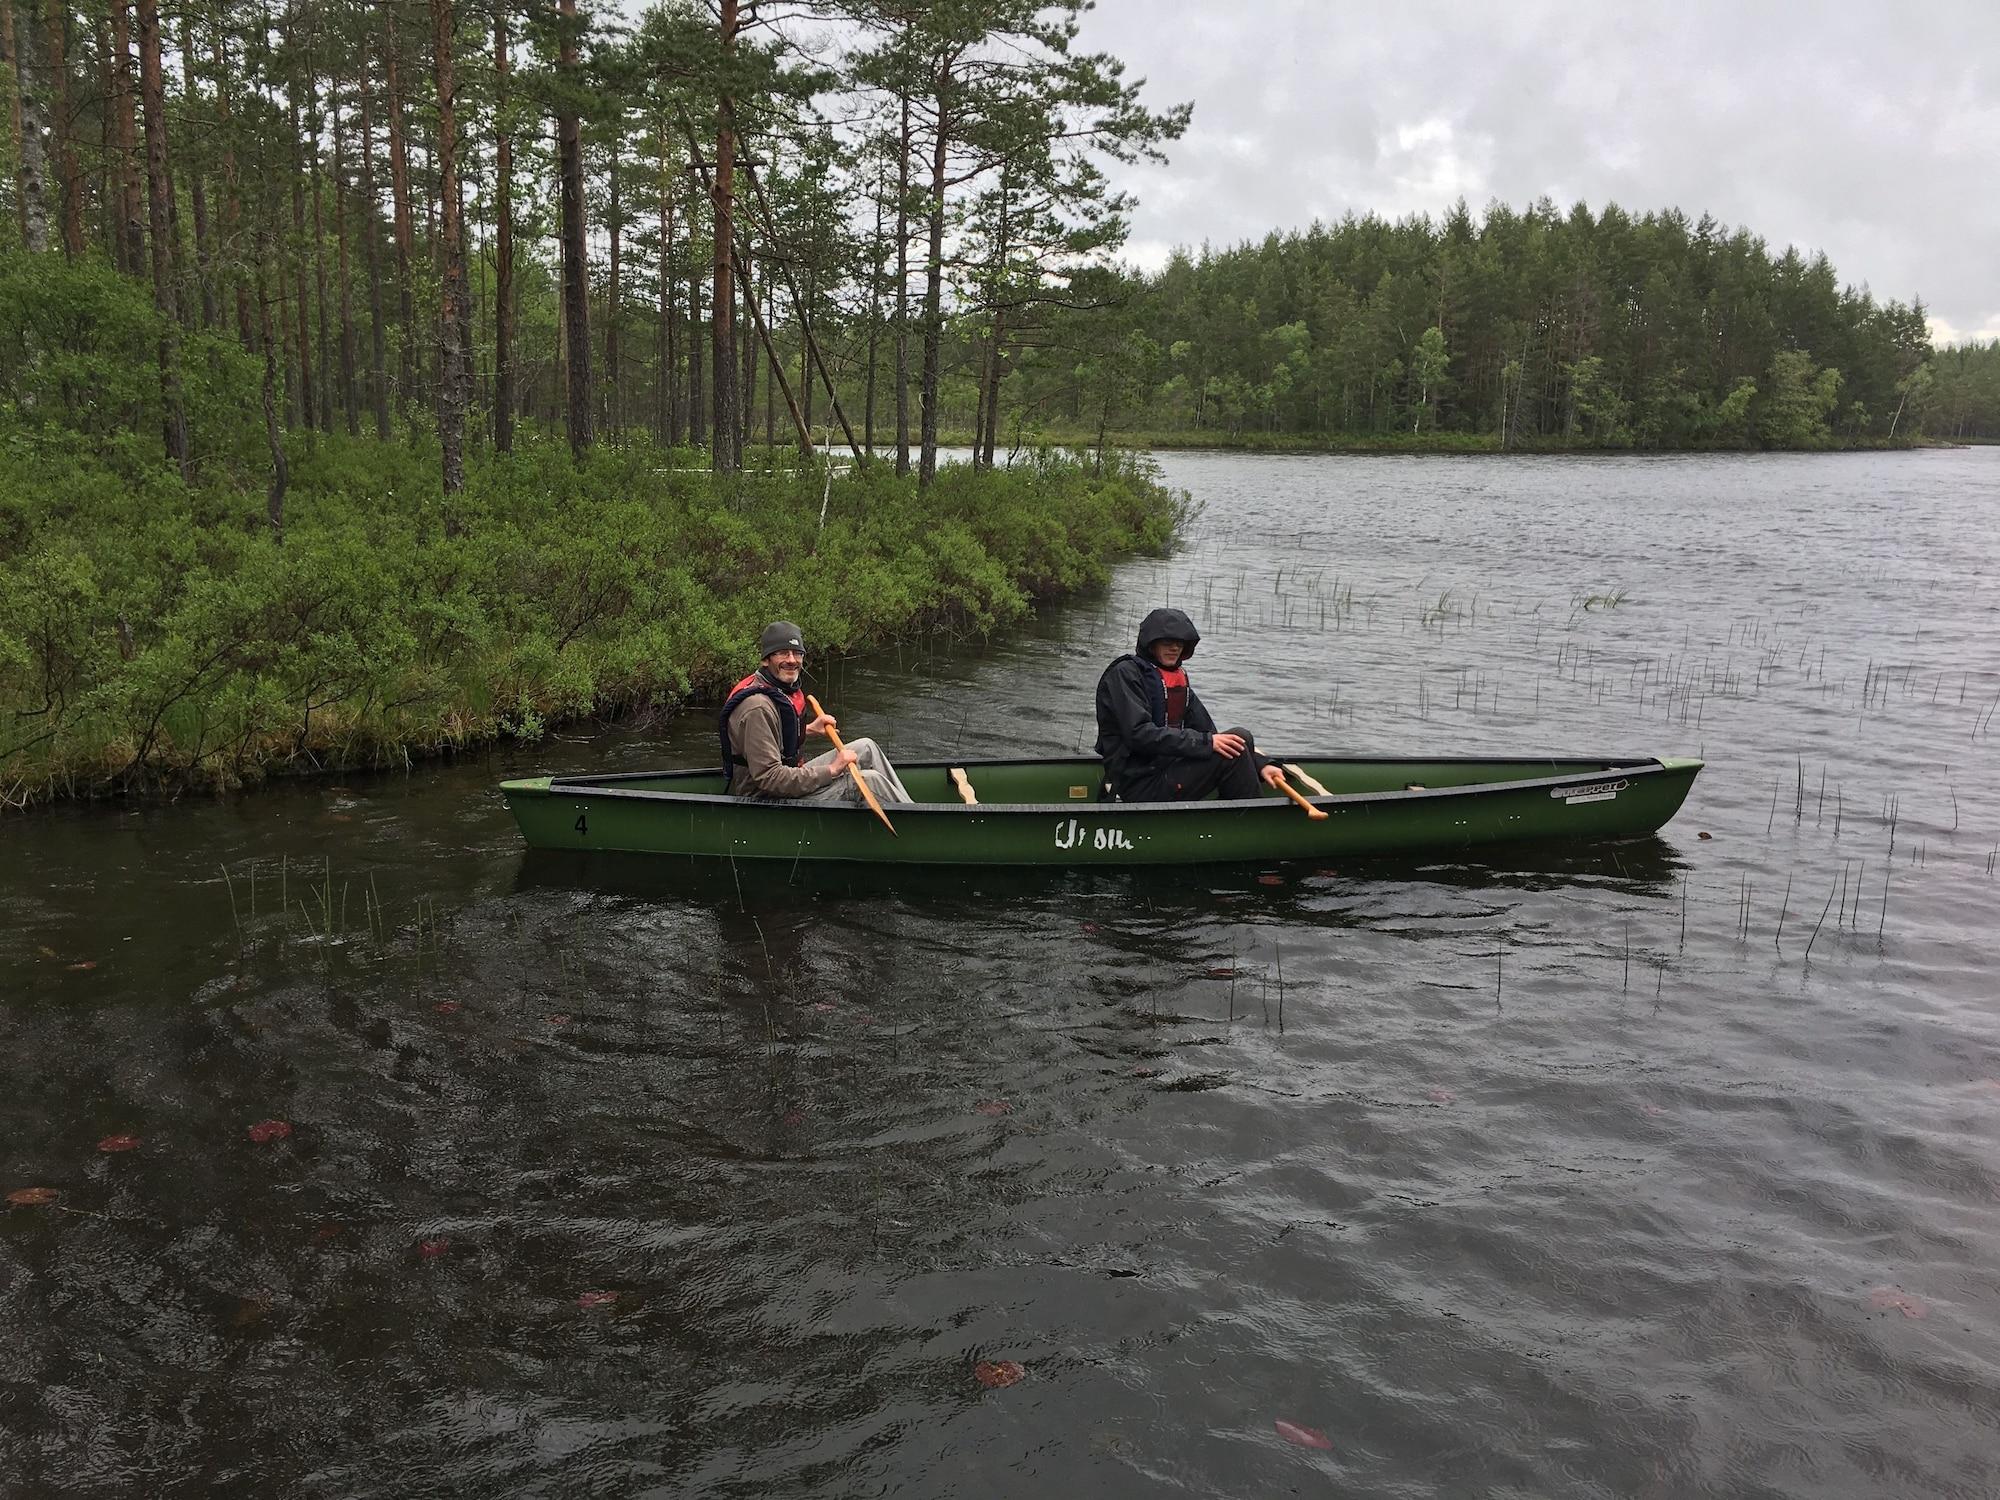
500, 754, 1702, 866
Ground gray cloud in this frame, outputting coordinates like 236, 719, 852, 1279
1076, 0, 2000, 343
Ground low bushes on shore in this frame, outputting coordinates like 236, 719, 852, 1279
0, 432, 1183, 806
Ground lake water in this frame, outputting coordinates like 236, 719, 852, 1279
4, 449, 1998, 1498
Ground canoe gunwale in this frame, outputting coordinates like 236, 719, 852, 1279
505, 754, 1685, 818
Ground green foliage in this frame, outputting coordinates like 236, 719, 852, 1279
0, 430, 1178, 803
1757, 350, 1841, 448
1002, 202, 1975, 449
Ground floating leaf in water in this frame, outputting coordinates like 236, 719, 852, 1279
1638, 1102, 1668, 1118
1131, 1067, 1162, 1078
418, 1237, 451, 1260
1274, 1418, 1333, 1450
1256, 875, 1283, 886
247, 1119, 292, 1143
1080, 922, 1101, 934
313, 1223, 343, 1243
1205, 966, 1239, 978
974, 1359, 1026, 1389
810, 1002, 837, 1013
546, 1014, 571, 1026
433, 1001, 462, 1015
38, 946, 59, 959
1698, 831, 1713, 840
1426, 1088, 1456, 1104
97, 1134, 141, 1152
1868, 1286, 1927, 1318
781, 1109, 806, 1127
973, 1099, 1013, 1117
7, 1187, 60, 1207
67, 961, 97, 971
577, 1289, 620, 1310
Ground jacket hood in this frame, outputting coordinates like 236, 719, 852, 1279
1135, 607, 1200, 660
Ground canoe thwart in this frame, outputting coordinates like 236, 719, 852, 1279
1283, 763, 1332, 797
949, 767, 978, 805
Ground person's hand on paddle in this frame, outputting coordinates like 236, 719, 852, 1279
1211, 731, 1248, 759
805, 709, 837, 737
1260, 763, 1287, 789
826, 745, 859, 779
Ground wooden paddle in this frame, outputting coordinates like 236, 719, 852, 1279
805, 693, 896, 836
1283, 763, 1331, 797
1272, 769, 1330, 820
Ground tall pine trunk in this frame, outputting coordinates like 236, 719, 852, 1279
286, 22, 316, 433
7, 0, 49, 252
686, 189, 704, 451
110, 0, 144, 273
216, 32, 250, 346
134, 0, 187, 474
894, 92, 911, 476
708, 0, 739, 471
863, 176, 883, 457
257, 249, 286, 541
917, 67, 951, 488
979, 314, 1004, 468
555, 0, 591, 456
431, 0, 465, 493
606, 133, 622, 438
2, 0, 21, 248
492, 4, 514, 452
656, 119, 677, 446
47, 2, 82, 256
384, 8, 416, 425
179, 14, 215, 322
308, 62, 331, 431
358, 81, 391, 437
333, 72, 358, 434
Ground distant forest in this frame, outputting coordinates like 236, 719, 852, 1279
1006, 202, 2000, 449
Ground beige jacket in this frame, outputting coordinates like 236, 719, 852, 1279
726, 694, 828, 798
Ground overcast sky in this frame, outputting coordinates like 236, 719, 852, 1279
1065, 0, 2000, 345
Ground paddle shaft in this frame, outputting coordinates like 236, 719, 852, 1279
805, 694, 896, 835
1274, 771, 1329, 820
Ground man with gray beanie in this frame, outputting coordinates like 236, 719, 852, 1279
718, 621, 914, 805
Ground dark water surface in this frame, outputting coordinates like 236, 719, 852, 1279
5, 450, 1999, 1498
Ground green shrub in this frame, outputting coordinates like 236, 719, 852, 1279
0, 424, 1179, 804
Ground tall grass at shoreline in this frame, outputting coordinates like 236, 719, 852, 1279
0, 433, 1184, 807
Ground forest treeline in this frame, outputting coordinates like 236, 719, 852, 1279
1008, 205, 2000, 449
0, 0, 1188, 502
6, 0, 1993, 495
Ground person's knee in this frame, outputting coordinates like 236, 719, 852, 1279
846, 736, 879, 759
1227, 727, 1257, 750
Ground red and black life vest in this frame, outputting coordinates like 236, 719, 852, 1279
718, 670, 807, 788
1158, 665, 1189, 727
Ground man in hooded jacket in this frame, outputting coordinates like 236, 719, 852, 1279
1094, 607, 1286, 802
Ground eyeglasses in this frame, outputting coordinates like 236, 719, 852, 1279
768, 649, 805, 662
